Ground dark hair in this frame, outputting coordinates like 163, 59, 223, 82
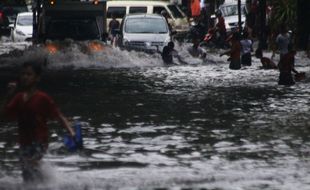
23, 61, 42, 76
168, 41, 174, 49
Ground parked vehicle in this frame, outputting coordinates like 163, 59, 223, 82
0, 1, 29, 36
117, 14, 172, 53
213, 0, 248, 33
10, 12, 32, 42
106, 1, 189, 36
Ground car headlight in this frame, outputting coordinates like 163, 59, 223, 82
164, 37, 171, 43
123, 38, 129, 46
16, 29, 25, 36
88, 41, 104, 52
145, 42, 151, 47
45, 43, 58, 54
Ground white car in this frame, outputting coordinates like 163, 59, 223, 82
10, 12, 33, 42
118, 14, 172, 53
217, 0, 248, 33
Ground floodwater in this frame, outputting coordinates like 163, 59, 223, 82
0, 38, 310, 190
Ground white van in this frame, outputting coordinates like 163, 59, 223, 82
216, 0, 248, 33
118, 14, 171, 52
106, 0, 189, 35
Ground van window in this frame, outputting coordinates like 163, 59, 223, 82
129, 7, 147, 14
220, 4, 246, 17
125, 17, 168, 33
153, 6, 171, 18
107, 7, 126, 18
46, 19, 100, 40
167, 5, 184, 19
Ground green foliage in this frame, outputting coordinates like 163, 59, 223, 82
270, 0, 297, 31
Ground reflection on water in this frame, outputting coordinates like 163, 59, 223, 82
0, 42, 309, 189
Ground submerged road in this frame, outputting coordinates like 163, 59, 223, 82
0, 39, 309, 190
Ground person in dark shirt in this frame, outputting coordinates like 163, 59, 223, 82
2, 61, 75, 182
162, 41, 175, 64
255, 48, 277, 69
162, 41, 187, 65
108, 14, 120, 47
215, 10, 227, 48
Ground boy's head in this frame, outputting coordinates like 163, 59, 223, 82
168, 41, 174, 49
20, 61, 42, 89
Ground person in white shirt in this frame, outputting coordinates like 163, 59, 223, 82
275, 25, 291, 59
240, 31, 253, 66
187, 38, 206, 59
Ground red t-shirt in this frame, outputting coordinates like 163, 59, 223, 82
278, 52, 295, 72
231, 41, 241, 60
5, 90, 60, 146
216, 17, 226, 33
191, 0, 200, 17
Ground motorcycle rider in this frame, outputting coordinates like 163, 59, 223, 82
215, 10, 227, 48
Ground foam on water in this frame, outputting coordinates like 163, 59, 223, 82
1, 154, 309, 190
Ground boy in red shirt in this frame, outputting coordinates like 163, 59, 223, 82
278, 45, 299, 85
215, 11, 227, 48
2, 61, 75, 182
220, 32, 241, 70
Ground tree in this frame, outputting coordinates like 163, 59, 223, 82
269, 0, 297, 32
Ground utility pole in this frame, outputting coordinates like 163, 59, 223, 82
237, 0, 242, 33
32, 0, 42, 44
258, 0, 267, 49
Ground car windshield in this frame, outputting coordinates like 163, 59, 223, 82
125, 17, 168, 34
2, 6, 28, 16
220, 4, 245, 17
46, 19, 100, 40
17, 15, 32, 26
167, 5, 184, 19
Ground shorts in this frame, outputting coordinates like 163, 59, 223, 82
19, 142, 47, 161
241, 53, 252, 66
19, 143, 47, 182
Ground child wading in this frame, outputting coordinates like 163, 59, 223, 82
278, 45, 300, 85
220, 32, 241, 70
2, 61, 75, 182
240, 31, 253, 66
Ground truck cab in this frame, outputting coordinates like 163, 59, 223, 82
36, 0, 108, 54
37, 0, 107, 42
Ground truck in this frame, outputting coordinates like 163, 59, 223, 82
35, 0, 107, 45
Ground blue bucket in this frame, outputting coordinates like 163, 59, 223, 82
63, 122, 83, 152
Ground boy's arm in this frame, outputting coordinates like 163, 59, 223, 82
174, 51, 188, 64
220, 49, 231, 57
57, 112, 75, 137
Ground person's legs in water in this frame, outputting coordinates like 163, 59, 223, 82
278, 72, 295, 85
20, 143, 46, 183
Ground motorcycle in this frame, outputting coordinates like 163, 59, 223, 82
186, 20, 207, 43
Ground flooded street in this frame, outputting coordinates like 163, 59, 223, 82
0, 39, 310, 190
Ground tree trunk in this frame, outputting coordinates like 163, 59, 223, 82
297, 0, 310, 50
